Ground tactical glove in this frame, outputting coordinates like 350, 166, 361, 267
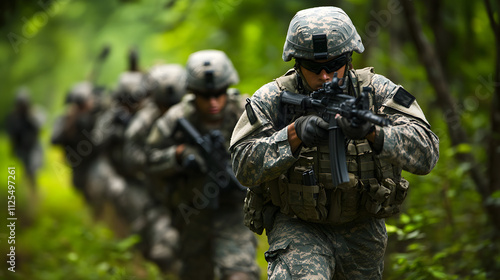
294, 115, 329, 147
180, 145, 207, 173
337, 116, 374, 140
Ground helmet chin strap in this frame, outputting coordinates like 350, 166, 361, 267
339, 52, 353, 88
293, 63, 315, 93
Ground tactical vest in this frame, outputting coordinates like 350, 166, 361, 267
243, 68, 409, 234
168, 91, 247, 210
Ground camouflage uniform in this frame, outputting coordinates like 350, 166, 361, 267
51, 81, 106, 199
230, 7, 439, 279
88, 71, 153, 229
146, 50, 260, 280
124, 64, 187, 198
6, 88, 45, 189
122, 64, 187, 272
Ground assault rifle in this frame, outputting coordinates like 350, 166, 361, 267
88, 45, 111, 87
176, 118, 246, 207
280, 73, 392, 187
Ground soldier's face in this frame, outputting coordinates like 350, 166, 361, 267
299, 55, 348, 90
195, 93, 227, 116
301, 63, 346, 91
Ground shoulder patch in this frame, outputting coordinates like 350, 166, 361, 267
245, 98, 257, 125
393, 88, 415, 108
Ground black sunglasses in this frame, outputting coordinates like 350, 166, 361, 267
298, 54, 349, 75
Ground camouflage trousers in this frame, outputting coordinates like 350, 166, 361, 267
265, 212, 387, 280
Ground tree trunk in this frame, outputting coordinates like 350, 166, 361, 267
484, 0, 500, 237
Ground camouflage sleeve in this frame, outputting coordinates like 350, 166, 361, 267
145, 104, 182, 176
230, 82, 298, 187
123, 103, 161, 172
371, 74, 439, 175
50, 115, 68, 145
91, 109, 117, 147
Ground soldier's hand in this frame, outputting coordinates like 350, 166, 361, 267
176, 144, 207, 173
294, 115, 329, 147
337, 116, 374, 140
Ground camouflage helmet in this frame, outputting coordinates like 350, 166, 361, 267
114, 71, 146, 104
15, 86, 31, 106
283, 6, 364, 62
186, 50, 239, 93
65, 81, 94, 106
143, 64, 187, 108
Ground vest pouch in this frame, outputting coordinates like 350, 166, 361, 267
278, 174, 291, 215
375, 178, 398, 218
326, 173, 360, 224
243, 188, 264, 235
363, 178, 391, 215
375, 178, 410, 218
338, 173, 360, 220
395, 178, 409, 204
287, 183, 327, 221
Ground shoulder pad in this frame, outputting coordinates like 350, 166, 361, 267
383, 86, 430, 126
274, 68, 298, 92
230, 98, 264, 148
225, 91, 248, 117
125, 101, 160, 140
353, 67, 375, 88
154, 100, 187, 137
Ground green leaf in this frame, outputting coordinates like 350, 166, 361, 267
455, 143, 472, 154
400, 213, 411, 224
116, 234, 141, 252
386, 223, 399, 233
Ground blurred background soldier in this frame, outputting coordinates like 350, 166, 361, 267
86, 48, 185, 275
124, 63, 187, 186
146, 49, 260, 280
6, 87, 45, 190
51, 81, 106, 201
88, 60, 149, 228
122, 63, 187, 272
51, 45, 110, 202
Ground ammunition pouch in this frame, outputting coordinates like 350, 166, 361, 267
243, 188, 265, 235
243, 184, 279, 235
362, 177, 409, 218
278, 173, 328, 222
265, 142, 409, 225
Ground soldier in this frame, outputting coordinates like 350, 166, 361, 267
88, 70, 149, 225
122, 63, 187, 272
230, 6, 439, 279
6, 88, 45, 189
51, 81, 105, 200
146, 50, 260, 280
52, 45, 111, 200
123, 64, 187, 187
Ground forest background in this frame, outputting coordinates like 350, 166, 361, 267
1, 0, 499, 279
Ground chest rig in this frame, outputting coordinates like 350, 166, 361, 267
243, 69, 409, 234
